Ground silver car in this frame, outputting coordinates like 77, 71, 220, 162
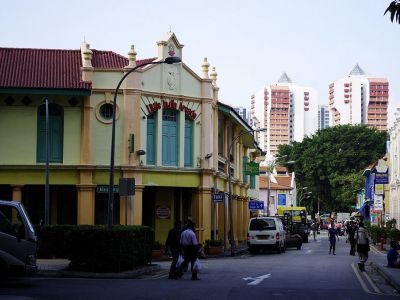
0, 200, 37, 280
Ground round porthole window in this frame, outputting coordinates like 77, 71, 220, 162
95, 101, 119, 124
100, 103, 114, 119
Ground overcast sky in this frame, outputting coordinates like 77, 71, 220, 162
1, 0, 399, 127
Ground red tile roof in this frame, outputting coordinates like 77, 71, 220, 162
0, 47, 156, 91
0, 48, 91, 90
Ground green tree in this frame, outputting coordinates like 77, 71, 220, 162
385, 1, 400, 24
277, 125, 387, 213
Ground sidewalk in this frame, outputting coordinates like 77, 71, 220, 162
36, 242, 248, 279
369, 243, 400, 292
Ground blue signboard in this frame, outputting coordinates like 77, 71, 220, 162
213, 193, 224, 203
374, 171, 389, 184
248, 201, 264, 210
278, 194, 286, 206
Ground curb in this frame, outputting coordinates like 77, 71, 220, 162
370, 261, 400, 293
36, 264, 161, 279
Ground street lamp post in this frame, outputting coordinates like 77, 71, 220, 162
228, 128, 266, 256
107, 56, 181, 229
44, 97, 50, 225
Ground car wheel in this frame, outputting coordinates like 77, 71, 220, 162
0, 260, 7, 283
249, 246, 258, 255
276, 244, 282, 254
297, 244, 302, 250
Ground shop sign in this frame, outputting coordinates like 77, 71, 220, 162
156, 206, 171, 219
248, 201, 264, 210
145, 99, 197, 120
96, 185, 119, 194
373, 194, 383, 211
277, 194, 286, 206
374, 159, 388, 184
245, 162, 259, 176
375, 184, 384, 195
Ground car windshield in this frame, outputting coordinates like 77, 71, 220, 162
250, 219, 276, 231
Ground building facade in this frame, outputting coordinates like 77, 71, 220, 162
328, 64, 389, 131
0, 32, 262, 244
258, 166, 295, 216
389, 108, 400, 228
250, 73, 318, 156
318, 105, 330, 130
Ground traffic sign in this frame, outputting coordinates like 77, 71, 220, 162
248, 201, 264, 210
213, 193, 225, 203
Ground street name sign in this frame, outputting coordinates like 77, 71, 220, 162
248, 201, 264, 210
213, 193, 225, 203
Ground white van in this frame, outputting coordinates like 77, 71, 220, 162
247, 217, 286, 254
0, 200, 37, 280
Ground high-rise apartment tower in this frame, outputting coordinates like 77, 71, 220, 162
250, 73, 318, 156
328, 64, 389, 131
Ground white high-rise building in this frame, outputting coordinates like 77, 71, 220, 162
318, 105, 330, 130
233, 106, 249, 124
328, 64, 389, 131
250, 73, 319, 156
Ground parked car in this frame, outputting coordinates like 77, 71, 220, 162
247, 217, 286, 254
0, 200, 37, 281
284, 233, 303, 250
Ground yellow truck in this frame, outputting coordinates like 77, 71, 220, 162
277, 206, 307, 223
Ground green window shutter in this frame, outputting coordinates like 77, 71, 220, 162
184, 118, 193, 167
146, 115, 155, 164
242, 156, 249, 184
36, 104, 63, 163
250, 175, 256, 189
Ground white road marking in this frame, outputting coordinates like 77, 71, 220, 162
305, 250, 312, 254
243, 274, 271, 285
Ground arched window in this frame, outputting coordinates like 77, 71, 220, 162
162, 109, 178, 166
146, 113, 156, 165
184, 116, 193, 167
37, 103, 64, 163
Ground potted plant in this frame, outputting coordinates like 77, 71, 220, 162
204, 239, 224, 255
151, 241, 164, 259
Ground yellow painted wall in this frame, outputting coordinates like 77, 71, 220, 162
0, 106, 37, 164
63, 108, 81, 164
0, 170, 79, 184
91, 93, 123, 166
154, 188, 174, 244
142, 172, 200, 187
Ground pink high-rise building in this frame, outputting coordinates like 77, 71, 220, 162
250, 73, 318, 156
328, 64, 389, 131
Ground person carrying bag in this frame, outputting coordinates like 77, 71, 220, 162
356, 221, 370, 272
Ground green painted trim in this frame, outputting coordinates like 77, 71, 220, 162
0, 88, 91, 96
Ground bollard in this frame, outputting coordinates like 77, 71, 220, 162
380, 236, 385, 251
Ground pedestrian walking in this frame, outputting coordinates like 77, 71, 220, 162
328, 221, 339, 255
176, 220, 200, 280
165, 220, 182, 279
387, 240, 400, 268
347, 220, 357, 256
356, 221, 370, 272
311, 221, 318, 241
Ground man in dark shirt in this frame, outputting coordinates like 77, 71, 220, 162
328, 222, 339, 255
165, 220, 182, 279
347, 221, 357, 256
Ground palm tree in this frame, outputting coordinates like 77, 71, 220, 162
385, 0, 400, 24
